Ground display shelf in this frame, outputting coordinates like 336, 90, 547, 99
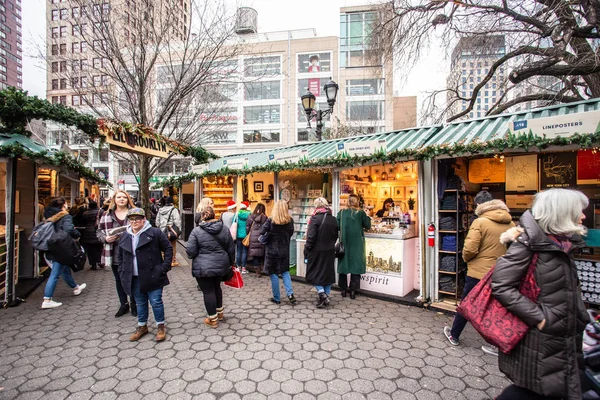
438, 290, 457, 296
203, 180, 234, 216
0, 229, 20, 298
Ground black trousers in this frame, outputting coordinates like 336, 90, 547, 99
196, 277, 223, 316
496, 385, 562, 400
82, 243, 102, 268
111, 264, 133, 306
338, 273, 361, 291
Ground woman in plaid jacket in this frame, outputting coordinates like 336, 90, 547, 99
97, 190, 136, 318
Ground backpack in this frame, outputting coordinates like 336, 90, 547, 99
47, 230, 85, 267
29, 221, 56, 251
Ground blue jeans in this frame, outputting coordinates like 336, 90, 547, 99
450, 276, 480, 340
44, 261, 77, 299
315, 285, 331, 295
236, 239, 248, 268
270, 271, 293, 302
132, 276, 165, 326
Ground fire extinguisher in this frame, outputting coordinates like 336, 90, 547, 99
428, 223, 436, 247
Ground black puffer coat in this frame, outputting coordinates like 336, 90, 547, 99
304, 210, 338, 286
186, 219, 235, 279
491, 211, 587, 400
260, 218, 294, 275
80, 209, 101, 244
246, 213, 267, 259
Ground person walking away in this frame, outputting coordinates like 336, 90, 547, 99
155, 196, 181, 267
186, 206, 235, 328
149, 198, 159, 227
221, 200, 237, 229
260, 200, 296, 304
80, 201, 103, 270
118, 208, 173, 342
97, 190, 137, 317
41, 197, 87, 309
492, 189, 590, 400
304, 197, 338, 308
337, 194, 371, 299
443, 192, 515, 356
246, 203, 267, 274
236, 201, 251, 273
195, 197, 214, 226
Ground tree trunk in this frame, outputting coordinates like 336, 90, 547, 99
139, 155, 152, 211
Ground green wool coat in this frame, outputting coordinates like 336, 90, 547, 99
336, 208, 371, 275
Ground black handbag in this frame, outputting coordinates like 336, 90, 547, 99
163, 209, 180, 241
335, 211, 345, 259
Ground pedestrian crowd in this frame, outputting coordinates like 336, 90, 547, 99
33, 188, 594, 399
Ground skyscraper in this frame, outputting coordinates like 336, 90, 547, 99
0, 0, 22, 89
446, 35, 506, 120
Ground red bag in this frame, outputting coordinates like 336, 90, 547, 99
456, 254, 539, 354
224, 267, 244, 289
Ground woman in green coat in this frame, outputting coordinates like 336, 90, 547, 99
337, 194, 371, 299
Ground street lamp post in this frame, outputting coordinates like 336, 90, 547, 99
300, 78, 339, 141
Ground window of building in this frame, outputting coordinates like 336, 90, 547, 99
81, 76, 88, 87
60, 78, 67, 89
243, 81, 280, 100
72, 7, 79, 18
243, 105, 280, 124
60, 26, 67, 37
92, 93, 101, 105
72, 42, 79, 53
52, 96, 58, 104
51, 62, 58, 72
59, 95, 66, 105
244, 56, 281, 77
297, 102, 328, 123
60, 8, 67, 19
72, 24, 80, 36
346, 100, 384, 121
101, 75, 109, 86
340, 11, 380, 67
51, 44, 58, 55
51, 27, 59, 38
345, 79, 384, 96
243, 129, 280, 143
80, 41, 87, 52
52, 10, 59, 21
60, 43, 66, 55
71, 77, 79, 88
51, 79, 58, 90
93, 57, 101, 69
72, 60, 79, 72
59, 61, 67, 72
93, 75, 101, 86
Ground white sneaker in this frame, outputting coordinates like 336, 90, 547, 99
481, 345, 499, 356
241, 268, 248, 274
73, 283, 87, 296
42, 300, 62, 309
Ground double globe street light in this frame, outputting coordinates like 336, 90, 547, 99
300, 78, 339, 141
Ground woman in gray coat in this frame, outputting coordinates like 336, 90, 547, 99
186, 206, 235, 328
492, 189, 590, 400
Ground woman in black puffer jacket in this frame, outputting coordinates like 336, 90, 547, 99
80, 201, 102, 270
492, 188, 590, 400
246, 203, 267, 274
186, 206, 235, 328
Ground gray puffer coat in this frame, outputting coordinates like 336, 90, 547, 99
491, 210, 588, 400
186, 219, 235, 279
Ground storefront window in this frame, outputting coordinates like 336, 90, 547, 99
243, 129, 280, 143
243, 105, 280, 124
244, 81, 281, 101
244, 56, 281, 77
346, 100, 384, 121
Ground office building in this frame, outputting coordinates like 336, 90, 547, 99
0, 0, 22, 89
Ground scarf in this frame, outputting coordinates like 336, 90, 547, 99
98, 210, 127, 267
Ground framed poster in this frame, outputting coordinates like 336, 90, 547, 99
468, 158, 506, 183
380, 186, 391, 198
505, 155, 538, 191
577, 149, 600, 185
505, 194, 534, 210
540, 152, 576, 189
393, 186, 405, 199
297, 52, 332, 74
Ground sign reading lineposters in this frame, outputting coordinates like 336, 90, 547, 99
509, 110, 600, 139
105, 130, 174, 158
337, 139, 387, 157
223, 158, 249, 169
267, 149, 309, 165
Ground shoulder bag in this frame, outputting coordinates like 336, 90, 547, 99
242, 219, 254, 247
335, 210, 345, 258
456, 254, 540, 354
164, 208, 180, 241
229, 213, 238, 240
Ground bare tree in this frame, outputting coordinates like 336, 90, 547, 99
370, 0, 600, 122
47, 0, 250, 204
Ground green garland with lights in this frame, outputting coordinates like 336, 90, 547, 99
153, 129, 600, 188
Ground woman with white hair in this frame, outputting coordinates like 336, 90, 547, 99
304, 197, 338, 308
492, 188, 589, 400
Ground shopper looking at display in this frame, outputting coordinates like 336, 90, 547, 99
246, 203, 268, 274
235, 201, 251, 274
221, 200, 237, 229
376, 198, 395, 218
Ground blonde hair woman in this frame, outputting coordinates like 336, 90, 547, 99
195, 197, 214, 225
259, 200, 296, 304
337, 194, 371, 299
97, 190, 136, 318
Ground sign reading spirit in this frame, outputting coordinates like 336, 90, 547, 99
337, 139, 387, 157
105, 130, 174, 159
223, 157, 249, 169
267, 149, 309, 165
509, 110, 600, 139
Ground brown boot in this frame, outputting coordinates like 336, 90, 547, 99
129, 325, 149, 342
216, 307, 225, 321
204, 315, 218, 328
155, 324, 167, 342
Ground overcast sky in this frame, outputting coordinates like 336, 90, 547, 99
22, 0, 447, 107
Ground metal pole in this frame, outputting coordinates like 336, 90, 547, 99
3, 157, 22, 308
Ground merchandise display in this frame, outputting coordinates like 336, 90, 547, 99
202, 177, 234, 216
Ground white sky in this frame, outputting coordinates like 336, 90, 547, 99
22, 0, 448, 110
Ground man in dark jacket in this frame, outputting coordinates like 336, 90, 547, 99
80, 201, 102, 270
41, 197, 86, 309
118, 208, 173, 342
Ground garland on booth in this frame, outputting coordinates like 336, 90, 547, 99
152, 129, 600, 188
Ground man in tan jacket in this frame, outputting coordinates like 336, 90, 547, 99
444, 192, 515, 355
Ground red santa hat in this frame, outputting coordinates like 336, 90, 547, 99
226, 200, 237, 210
240, 200, 250, 209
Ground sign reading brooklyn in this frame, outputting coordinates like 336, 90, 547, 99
106, 130, 173, 159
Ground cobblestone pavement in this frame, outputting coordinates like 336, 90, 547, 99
0, 248, 509, 400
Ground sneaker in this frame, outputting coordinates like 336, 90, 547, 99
73, 283, 87, 296
481, 345, 499, 356
241, 267, 248, 274
443, 326, 459, 346
288, 294, 297, 304
129, 325, 149, 342
41, 300, 62, 309
269, 298, 281, 304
